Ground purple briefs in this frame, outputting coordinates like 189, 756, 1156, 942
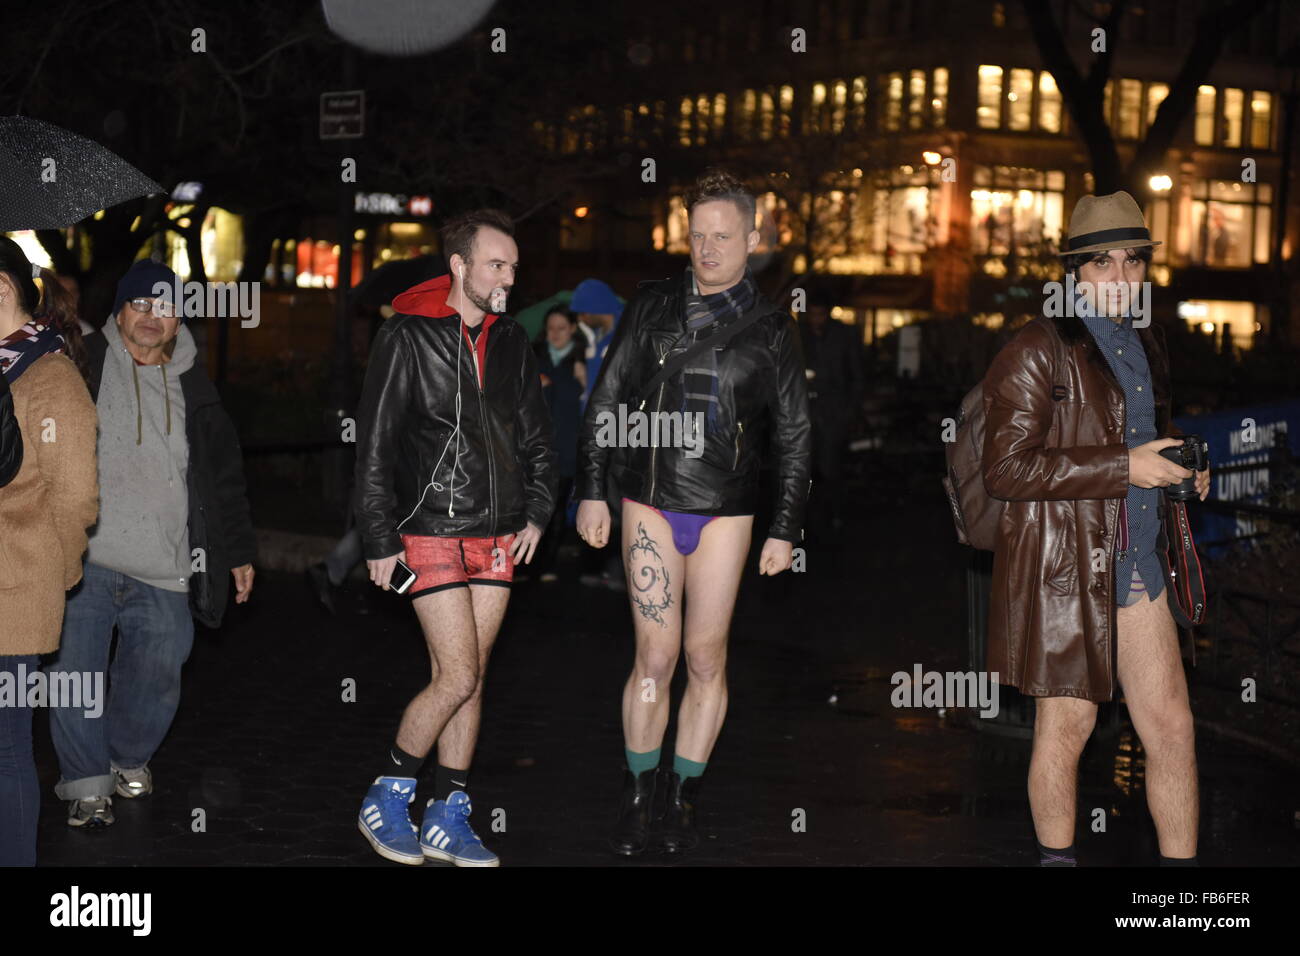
622, 498, 717, 556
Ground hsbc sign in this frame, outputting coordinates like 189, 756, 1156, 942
354, 192, 434, 217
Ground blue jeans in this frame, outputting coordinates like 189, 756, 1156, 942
47, 563, 194, 801
0, 655, 40, 866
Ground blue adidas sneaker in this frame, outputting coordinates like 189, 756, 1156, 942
420, 791, 499, 867
358, 776, 423, 865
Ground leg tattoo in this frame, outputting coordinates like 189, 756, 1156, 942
628, 522, 672, 627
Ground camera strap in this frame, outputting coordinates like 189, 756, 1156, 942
1164, 499, 1207, 630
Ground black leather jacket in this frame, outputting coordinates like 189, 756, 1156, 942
576, 276, 812, 542
354, 309, 556, 560
0, 374, 21, 488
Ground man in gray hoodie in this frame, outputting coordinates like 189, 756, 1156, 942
47, 260, 256, 828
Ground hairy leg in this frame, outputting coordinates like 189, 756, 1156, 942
1028, 695, 1098, 848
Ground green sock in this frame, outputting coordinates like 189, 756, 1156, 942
625, 747, 660, 775
673, 754, 707, 778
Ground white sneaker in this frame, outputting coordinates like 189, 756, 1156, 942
113, 765, 153, 799
68, 796, 115, 828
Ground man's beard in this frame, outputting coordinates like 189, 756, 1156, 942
462, 273, 505, 314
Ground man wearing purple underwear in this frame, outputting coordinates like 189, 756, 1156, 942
576, 168, 811, 856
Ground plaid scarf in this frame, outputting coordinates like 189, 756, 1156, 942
681, 266, 757, 434
0, 320, 65, 384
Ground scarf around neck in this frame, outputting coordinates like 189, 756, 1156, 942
680, 267, 758, 434
547, 339, 575, 366
0, 320, 66, 384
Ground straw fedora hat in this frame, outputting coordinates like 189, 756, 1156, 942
1058, 190, 1161, 257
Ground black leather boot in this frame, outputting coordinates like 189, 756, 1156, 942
609, 768, 657, 856
658, 769, 702, 853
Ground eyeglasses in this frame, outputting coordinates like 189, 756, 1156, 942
127, 297, 176, 318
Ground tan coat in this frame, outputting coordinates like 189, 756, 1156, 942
0, 353, 99, 655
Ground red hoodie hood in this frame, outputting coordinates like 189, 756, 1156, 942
392, 273, 458, 318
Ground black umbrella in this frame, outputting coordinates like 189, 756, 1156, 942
350, 254, 446, 307
0, 115, 163, 231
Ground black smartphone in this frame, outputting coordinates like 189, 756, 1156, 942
389, 558, 417, 595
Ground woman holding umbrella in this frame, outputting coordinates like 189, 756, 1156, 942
0, 237, 99, 866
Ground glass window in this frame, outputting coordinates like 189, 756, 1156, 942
678, 97, 693, 147
1146, 82, 1168, 132
1038, 71, 1061, 132
978, 65, 1002, 128
760, 90, 775, 139
908, 70, 926, 130
696, 95, 712, 145
1191, 179, 1270, 267
1008, 68, 1032, 130
739, 90, 757, 140
1250, 91, 1272, 149
932, 68, 948, 128
831, 80, 847, 134
884, 72, 903, 130
969, 166, 1065, 258
1118, 78, 1142, 139
1195, 85, 1215, 145
778, 84, 794, 136
1221, 88, 1243, 148
713, 93, 727, 137
851, 77, 868, 129
809, 82, 827, 134
1103, 80, 1113, 127
868, 166, 935, 275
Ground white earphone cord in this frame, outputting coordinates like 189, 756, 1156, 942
395, 264, 468, 529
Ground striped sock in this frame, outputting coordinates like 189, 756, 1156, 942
1037, 841, 1077, 867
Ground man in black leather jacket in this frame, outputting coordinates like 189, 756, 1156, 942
576, 169, 811, 857
352, 209, 555, 867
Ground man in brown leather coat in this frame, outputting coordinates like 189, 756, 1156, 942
982, 191, 1209, 866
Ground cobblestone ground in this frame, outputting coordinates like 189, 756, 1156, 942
32, 490, 1300, 867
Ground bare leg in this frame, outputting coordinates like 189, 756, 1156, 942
619, 501, 685, 754
394, 587, 480, 759
1028, 696, 1098, 848
674, 515, 752, 763
437, 584, 511, 769
1116, 590, 1199, 858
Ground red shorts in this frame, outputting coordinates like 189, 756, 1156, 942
399, 533, 515, 598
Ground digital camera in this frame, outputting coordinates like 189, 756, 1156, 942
1157, 435, 1209, 501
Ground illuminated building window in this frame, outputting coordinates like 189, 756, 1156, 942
678, 96, 693, 147
695, 94, 711, 145
1118, 79, 1142, 139
1177, 300, 1260, 350
760, 90, 775, 139
1221, 88, 1243, 148
1103, 79, 1113, 128
908, 70, 926, 130
884, 72, 903, 131
778, 85, 794, 137
866, 165, 937, 275
1146, 83, 1168, 132
850, 77, 867, 129
561, 109, 580, 154
1147, 196, 1171, 264
977, 65, 1002, 129
1250, 91, 1272, 149
1195, 85, 1215, 145
970, 166, 1065, 260
712, 93, 727, 138
1038, 71, 1061, 132
1190, 179, 1272, 267
808, 82, 827, 134
738, 89, 757, 140
580, 104, 600, 152
932, 68, 948, 128
1007, 68, 1033, 131
666, 195, 689, 254
831, 80, 847, 134
620, 106, 633, 145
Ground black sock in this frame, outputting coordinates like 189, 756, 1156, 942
1037, 840, 1077, 867
386, 744, 424, 779
434, 764, 469, 801
1160, 854, 1199, 866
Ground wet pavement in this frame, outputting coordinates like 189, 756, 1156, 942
31, 486, 1300, 867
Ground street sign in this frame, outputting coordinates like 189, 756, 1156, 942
320, 90, 365, 139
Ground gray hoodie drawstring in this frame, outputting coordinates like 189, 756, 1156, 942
129, 353, 172, 445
